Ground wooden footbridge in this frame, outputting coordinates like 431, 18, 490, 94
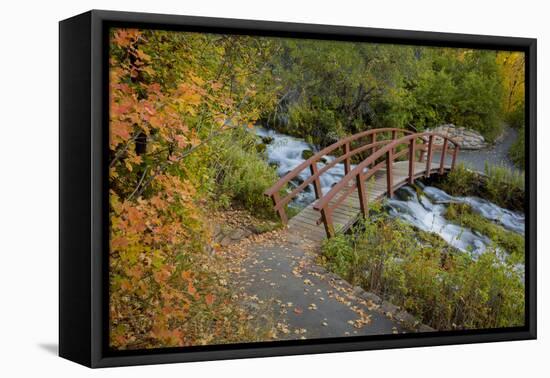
264, 128, 460, 241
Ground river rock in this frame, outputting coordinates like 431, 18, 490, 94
395, 310, 418, 326
380, 301, 399, 315
261, 135, 274, 144
418, 324, 436, 332
427, 123, 487, 150
302, 149, 314, 160
230, 228, 251, 240
301, 149, 327, 164
359, 291, 382, 304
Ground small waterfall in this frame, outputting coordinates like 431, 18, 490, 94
387, 185, 524, 259
255, 126, 349, 208
387, 187, 490, 256
421, 186, 525, 235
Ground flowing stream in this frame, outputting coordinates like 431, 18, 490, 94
387, 185, 524, 257
255, 126, 349, 208
255, 126, 524, 259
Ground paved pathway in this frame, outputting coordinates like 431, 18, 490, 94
226, 230, 424, 342
434, 126, 519, 173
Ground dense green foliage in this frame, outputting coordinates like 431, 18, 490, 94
445, 203, 524, 265
438, 163, 524, 211
510, 127, 526, 167
321, 215, 525, 330
265, 43, 511, 146
483, 163, 525, 210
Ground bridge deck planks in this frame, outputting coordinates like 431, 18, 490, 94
287, 160, 451, 242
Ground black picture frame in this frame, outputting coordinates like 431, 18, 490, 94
59, 9, 537, 368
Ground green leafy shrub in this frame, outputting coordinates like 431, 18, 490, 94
209, 128, 280, 219
509, 127, 525, 167
484, 162, 525, 211
436, 162, 524, 212
439, 163, 478, 197
321, 214, 525, 330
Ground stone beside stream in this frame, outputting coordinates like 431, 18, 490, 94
428, 124, 487, 150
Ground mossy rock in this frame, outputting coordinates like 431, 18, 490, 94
256, 143, 267, 154
302, 149, 314, 160
302, 149, 327, 163
261, 136, 274, 144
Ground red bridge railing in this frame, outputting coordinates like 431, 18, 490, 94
264, 128, 415, 224
312, 132, 459, 237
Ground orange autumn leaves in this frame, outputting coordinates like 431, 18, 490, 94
108, 28, 260, 349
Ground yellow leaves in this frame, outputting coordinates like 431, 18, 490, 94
127, 154, 142, 165
112, 28, 141, 48
189, 134, 201, 147
182, 92, 202, 108
496, 51, 525, 113
181, 270, 193, 281
141, 66, 155, 76
177, 83, 202, 106
188, 72, 205, 86
135, 48, 151, 62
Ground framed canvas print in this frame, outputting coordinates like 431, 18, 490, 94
59, 10, 536, 368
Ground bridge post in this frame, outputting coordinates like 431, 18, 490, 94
356, 173, 368, 218
343, 142, 351, 175
309, 162, 323, 199
408, 138, 416, 185
439, 138, 448, 174
425, 135, 434, 177
320, 208, 334, 238
451, 144, 460, 170
386, 150, 394, 197
270, 192, 288, 225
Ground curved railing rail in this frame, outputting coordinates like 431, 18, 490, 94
312, 132, 460, 237
264, 128, 418, 224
